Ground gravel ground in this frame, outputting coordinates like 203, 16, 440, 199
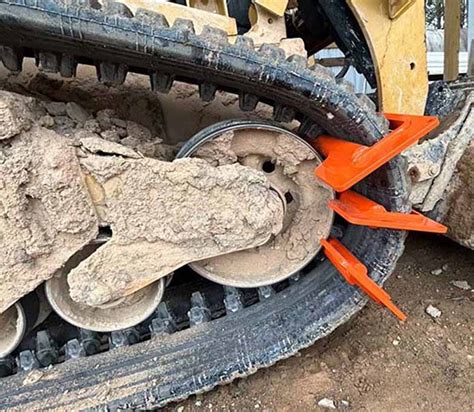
164, 234, 473, 412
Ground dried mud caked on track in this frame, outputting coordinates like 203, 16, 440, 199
0, 86, 284, 312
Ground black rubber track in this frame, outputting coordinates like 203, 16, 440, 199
0, 0, 409, 408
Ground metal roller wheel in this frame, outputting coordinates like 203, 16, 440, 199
178, 120, 335, 288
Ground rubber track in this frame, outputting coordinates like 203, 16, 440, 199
0, 0, 409, 409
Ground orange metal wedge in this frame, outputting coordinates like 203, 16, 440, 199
321, 238, 407, 321
313, 114, 440, 192
329, 191, 447, 233
312, 113, 448, 321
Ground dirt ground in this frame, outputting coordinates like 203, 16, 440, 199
164, 234, 473, 412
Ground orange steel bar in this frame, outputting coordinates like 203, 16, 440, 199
313, 114, 440, 192
321, 238, 407, 321
329, 191, 448, 233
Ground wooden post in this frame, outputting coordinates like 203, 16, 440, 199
469, 0, 474, 77
469, 40, 474, 78
469, 0, 474, 52
444, 0, 461, 81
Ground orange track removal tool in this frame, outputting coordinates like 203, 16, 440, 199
321, 238, 407, 321
313, 113, 440, 192
313, 113, 446, 321
329, 191, 447, 233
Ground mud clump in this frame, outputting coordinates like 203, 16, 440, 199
0, 90, 284, 310
69, 156, 284, 306
190, 131, 238, 166
438, 141, 474, 248
40, 100, 178, 161
0, 126, 99, 313
0, 91, 37, 140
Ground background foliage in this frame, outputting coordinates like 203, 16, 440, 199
425, 0, 468, 29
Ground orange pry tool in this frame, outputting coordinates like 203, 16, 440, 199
313, 114, 440, 192
321, 238, 407, 321
329, 191, 448, 233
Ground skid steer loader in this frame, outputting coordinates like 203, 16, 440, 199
0, 0, 472, 408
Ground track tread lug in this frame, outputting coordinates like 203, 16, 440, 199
0, 356, 14, 378
309, 63, 335, 82
69, 0, 101, 8
357, 93, 377, 112
173, 18, 196, 34
150, 302, 177, 336
79, 329, 101, 355
123, 327, 140, 345
201, 25, 228, 43
298, 117, 323, 139
259, 44, 286, 61
38, 52, 60, 73
134, 9, 169, 27
236, 36, 255, 50
59, 54, 77, 77
337, 78, 355, 94
355, 93, 387, 130
98, 62, 128, 85
102, 1, 133, 17
239, 92, 259, 112
273, 104, 296, 123
0, 46, 23, 72
150, 72, 175, 93
109, 331, 129, 348
287, 54, 308, 67
199, 83, 217, 102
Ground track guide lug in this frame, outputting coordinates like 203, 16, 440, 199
224, 287, 244, 313
65, 339, 86, 360
313, 114, 440, 192
329, 191, 447, 233
188, 292, 212, 326
18, 350, 40, 372
321, 238, 407, 321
